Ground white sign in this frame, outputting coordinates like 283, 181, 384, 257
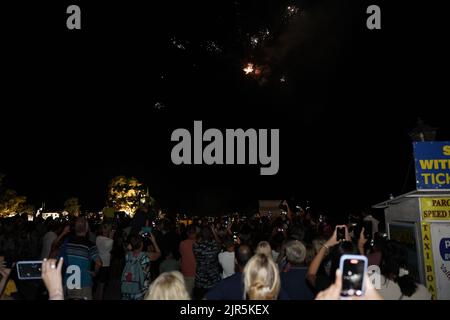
430, 223, 450, 300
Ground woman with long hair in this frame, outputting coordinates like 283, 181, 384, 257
378, 240, 431, 300
243, 253, 280, 300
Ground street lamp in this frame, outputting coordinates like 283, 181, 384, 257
409, 117, 437, 142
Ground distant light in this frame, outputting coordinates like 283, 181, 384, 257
243, 63, 254, 74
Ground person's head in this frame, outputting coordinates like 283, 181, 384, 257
361, 208, 372, 218
163, 250, 174, 260
381, 240, 417, 297
200, 226, 213, 242
74, 217, 88, 237
145, 271, 190, 300
255, 241, 272, 259
223, 236, 235, 252
46, 219, 60, 233
328, 241, 357, 282
285, 240, 307, 266
186, 224, 197, 239
128, 234, 143, 252
235, 244, 253, 272
288, 224, 305, 242
99, 223, 112, 237
271, 232, 285, 251
243, 253, 280, 300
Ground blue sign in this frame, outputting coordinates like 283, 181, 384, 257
440, 238, 450, 261
413, 141, 450, 190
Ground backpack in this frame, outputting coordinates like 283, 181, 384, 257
121, 252, 146, 295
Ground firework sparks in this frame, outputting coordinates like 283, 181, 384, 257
154, 102, 165, 110
249, 28, 271, 48
204, 41, 222, 54
250, 36, 259, 48
170, 37, 188, 50
243, 63, 264, 77
243, 63, 254, 75
283, 5, 300, 22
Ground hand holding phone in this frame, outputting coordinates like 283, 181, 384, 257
42, 258, 64, 300
336, 227, 346, 241
315, 266, 382, 300
140, 226, 152, 238
339, 254, 368, 298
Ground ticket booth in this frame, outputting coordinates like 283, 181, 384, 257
373, 190, 450, 300
373, 141, 450, 300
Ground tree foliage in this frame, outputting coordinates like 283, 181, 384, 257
0, 173, 34, 217
64, 197, 81, 217
108, 176, 154, 217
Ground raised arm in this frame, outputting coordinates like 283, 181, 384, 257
211, 225, 221, 244
306, 226, 342, 288
358, 228, 368, 256
50, 225, 71, 256
148, 233, 161, 261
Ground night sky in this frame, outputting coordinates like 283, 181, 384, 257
1, 0, 449, 217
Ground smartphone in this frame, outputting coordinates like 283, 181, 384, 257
362, 221, 372, 239
337, 227, 346, 241
16, 261, 43, 280
142, 226, 152, 234
339, 255, 368, 298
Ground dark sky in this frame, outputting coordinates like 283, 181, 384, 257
1, 0, 449, 217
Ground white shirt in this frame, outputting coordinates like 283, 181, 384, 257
378, 275, 432, 300
96, 236, 114, 267
378, 275, 402, 300
218, 251, 235, 279
41, 231, 57, 259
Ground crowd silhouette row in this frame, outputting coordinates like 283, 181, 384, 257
0, 203, 431, 300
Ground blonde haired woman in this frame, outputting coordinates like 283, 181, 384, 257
243, 253, 280, 300
145, 271, 190, 300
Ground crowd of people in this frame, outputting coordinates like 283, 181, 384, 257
0, 201, 431, 300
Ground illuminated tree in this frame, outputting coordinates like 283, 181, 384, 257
108, 176, 154, 217
0, 174, 34, 217
64, 197, 81, 217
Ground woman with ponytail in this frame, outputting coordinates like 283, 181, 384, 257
243, 253, 281, 300
378, 240, 431, 300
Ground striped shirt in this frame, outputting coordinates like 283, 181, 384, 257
61, 236, 99, 288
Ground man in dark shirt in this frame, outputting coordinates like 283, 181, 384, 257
193, 227, 222, 299
206, 244, 252, 300
130, 206, 150, 235
280, 240, 314, 300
